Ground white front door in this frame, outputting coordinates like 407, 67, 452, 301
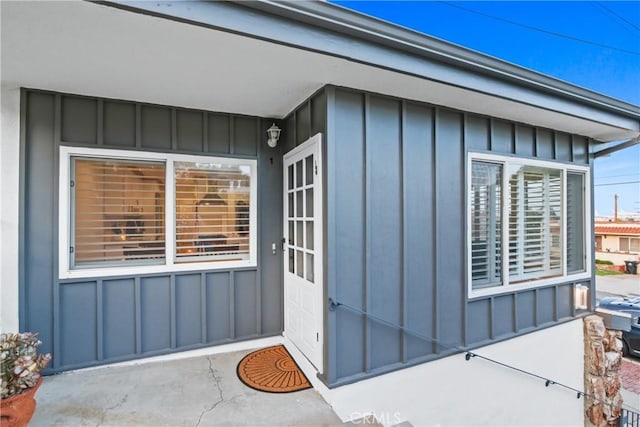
283, 133, 323, 373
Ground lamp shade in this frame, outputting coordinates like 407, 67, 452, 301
267, 123, 281, 148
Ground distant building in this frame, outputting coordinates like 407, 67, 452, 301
595, 222, 640, 266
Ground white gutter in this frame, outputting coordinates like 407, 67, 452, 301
592, 136, 640, 158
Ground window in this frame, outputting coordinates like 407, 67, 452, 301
620, 237, 640, 253
174, 161, 250, 262
72, 158, 166, 267
59, 147, 256, 278
469, 153, 589, 295
470, 161, 502, 287
566, 173, 585, 272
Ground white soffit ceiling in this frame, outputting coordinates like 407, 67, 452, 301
1, 1, 637, 142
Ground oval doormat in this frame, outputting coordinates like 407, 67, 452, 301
236, 345, 311, 393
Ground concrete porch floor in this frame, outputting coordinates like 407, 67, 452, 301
30, 348, 344, 426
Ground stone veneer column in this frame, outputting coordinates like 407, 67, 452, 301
583, 315, 623, 427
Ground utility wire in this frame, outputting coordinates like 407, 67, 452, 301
437, 1, 640, 56
596, 173, 640, 179
595, 2, 640, 33
594, 181, 640, 187
329, 297, 640, 413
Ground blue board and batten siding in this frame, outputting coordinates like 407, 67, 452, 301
21, 89, 284, 372
23, 85, 592, 383
316, 86, 591, 386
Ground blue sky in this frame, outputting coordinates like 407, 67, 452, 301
332, 1, 640, 218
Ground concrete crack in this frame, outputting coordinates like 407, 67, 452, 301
97, 393, 128, 426
106, 394, 129, 411
195, 356, 225, 427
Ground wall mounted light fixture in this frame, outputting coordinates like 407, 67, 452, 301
574, 284, 589, 310
266, 123, 281, 148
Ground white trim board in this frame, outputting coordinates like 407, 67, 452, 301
0, 85, 22, 332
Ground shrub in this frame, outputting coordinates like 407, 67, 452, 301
0, 332, 51, 399
595, 259, 614, 265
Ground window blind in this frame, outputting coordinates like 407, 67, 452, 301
471, 161, 502, 288
174, 161, 251, 262
508, 166, 562, 283
72, 158, 166, 267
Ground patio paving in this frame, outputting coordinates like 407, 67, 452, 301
30, 349, 343, 426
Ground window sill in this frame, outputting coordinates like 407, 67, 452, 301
59, 259, 257, 280
468, 271, 591, 300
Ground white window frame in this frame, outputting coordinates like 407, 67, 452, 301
59, 146, 257, 279
467, 152, 591, 299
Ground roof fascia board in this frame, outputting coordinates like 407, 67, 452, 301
243, 1, 639, 119
100, 1, 639, 135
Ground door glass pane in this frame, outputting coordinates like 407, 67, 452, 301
305, 155, 314, 185
306, 253, 314, 283
296, 250, 303, 278
289, 248, 294, 273
296, 160, 303, 188
306, 221, 314, 250
296, 191, 303, 218
288, 221, 294, 245
306, 188, 313, 217
288, 193, 294, 218
296, 221, 303, 247
288, 165, 294, 190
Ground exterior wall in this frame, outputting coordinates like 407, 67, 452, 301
596, 230, 640, 268
324, 86, 593, 386
324, 319, 584, 426
20, 89, 284, 372
596, 234, 640, 255
0, 84, 21, 332
282, 89, 328, 152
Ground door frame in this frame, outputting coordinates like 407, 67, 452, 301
282, 133, 324, 373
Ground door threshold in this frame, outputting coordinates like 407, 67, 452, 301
282, 336, 330, 398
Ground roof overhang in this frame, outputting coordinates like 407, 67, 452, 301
2, 1, 639, 143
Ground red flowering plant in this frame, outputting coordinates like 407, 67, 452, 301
1, 333, 51, 399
